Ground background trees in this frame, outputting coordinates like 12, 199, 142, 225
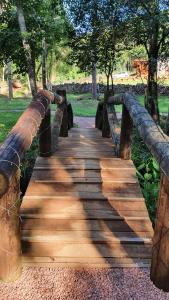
0, 0, 66, 96
126, 0, 169, 121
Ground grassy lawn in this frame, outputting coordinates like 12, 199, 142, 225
0, 112, 22, 142
0, 92, 168, 143
68, 93, 98, 116
0, 96, 31, 110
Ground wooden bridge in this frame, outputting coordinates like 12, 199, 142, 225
0, 90, 169, 292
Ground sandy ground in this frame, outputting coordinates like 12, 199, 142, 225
1, 117, 168, 299
0, 267, 169, 300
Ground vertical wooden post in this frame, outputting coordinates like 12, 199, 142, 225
67, 102, 73, 130
39, 107, 52, 157
95, 102, 103, 130
102, 90, 112, 138
119, 105, 133, 160
0, 170, 22, 282
57, 90, 68, 137
150, 174, 169, 292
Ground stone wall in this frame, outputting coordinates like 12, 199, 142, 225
52, 83, 169, 95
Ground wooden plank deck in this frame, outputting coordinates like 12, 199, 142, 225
21, 128, 153, 268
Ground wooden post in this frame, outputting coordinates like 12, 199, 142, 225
39, 107, 52, 157
102, 91, 113, 138
102, 103, 111, 138
51, 107, 64, 153
67, 102, 73, 130
0, 170, 21, 282
95, 102, 103, 130
150, 173, 169, 292
56, 90, 68, 137
119, 105, 133, 160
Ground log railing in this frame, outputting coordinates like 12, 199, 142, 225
96, 92, 169, 292
0, 89, 73, 282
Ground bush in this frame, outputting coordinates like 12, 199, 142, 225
132, 130, 160, 225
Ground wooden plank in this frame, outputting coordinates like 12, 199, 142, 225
21, 234, 151, 245
21, 126, 153, 268
21, 218, 153, 233
31, 169, 137, 182
25, 182, 143, 197
22, 242, 152, 258
53, 153, 116, 159
21, 198, 147, 212
22, 256, 151, 268
34, 161, 134, 170
20, 210, 149, 219
21, 230, 152, 241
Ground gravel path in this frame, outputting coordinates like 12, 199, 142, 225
74, 117, 95, 128
0, 267, 169, 300
1, 117, 168, 299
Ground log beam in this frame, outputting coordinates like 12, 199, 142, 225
151, 174, 169, 292
0, 170, 21, 281
119, 105, 133, 160
0, 90, 53, 197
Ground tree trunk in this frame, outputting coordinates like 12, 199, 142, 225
42, 39, 47, 89
146, 55, 159, 122
7, 61, 13, 99
110, 73, 114, 95
2, 65, 5, 82
106, 75, 110, 91
36, 62, 42, 80
146, 14, 160, 122
16, 1, 37, 96
92, 63, 97, 99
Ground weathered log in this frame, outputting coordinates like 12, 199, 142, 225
119, 105, 133, 160
0, 170, 21, 281
102, 103, 111, 138
150, 174, 169, 292
108, 92, 169, 178
108, 93, 123, 105
104, 90, 118, 123
60, 106, 68, 137
39, 107, 51, 157
56, 90, 68, 137
0, 90, 52, 197
67, 102, 73, 130
51, 107, 64, 153
95, 102, 103, 130
107, 104, 120, 155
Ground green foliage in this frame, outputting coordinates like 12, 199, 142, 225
132, 130, 160, 224
0, 0, 66, 74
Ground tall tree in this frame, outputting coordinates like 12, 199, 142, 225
15, 0, 37, 96
126, 0, 169, 121
7, 60, 13, 99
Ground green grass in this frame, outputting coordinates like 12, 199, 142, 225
67, 93, 98, 116
0, 96, 31, 110
0, 92, 168, 143
0, 112, 22, 142
137, 95, 169, 113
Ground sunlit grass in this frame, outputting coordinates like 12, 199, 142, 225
0, 112, 22, 142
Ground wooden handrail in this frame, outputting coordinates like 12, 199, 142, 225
108, 93, 169, 178
106, 92, 169, 292
0, 89, 67, 282
0, 90, 54, 197
0, 88, 72, 282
